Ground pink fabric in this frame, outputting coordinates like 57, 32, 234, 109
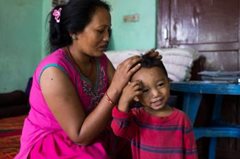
111, 107, 198, 159
15, 48, 111, 159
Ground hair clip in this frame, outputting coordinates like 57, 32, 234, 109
52, 8, 62, 23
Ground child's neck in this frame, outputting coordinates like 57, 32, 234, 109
144, 105, 173, 117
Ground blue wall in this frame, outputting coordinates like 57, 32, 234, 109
0, 0, 156, 92
0, 0, 46, 92
107, 0, 157, 50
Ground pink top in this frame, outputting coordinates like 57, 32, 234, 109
111, 107, 198, 159
15, 48, 111, 159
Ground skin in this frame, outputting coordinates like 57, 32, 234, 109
118, 67, 173, 117
40, 7, 142, 145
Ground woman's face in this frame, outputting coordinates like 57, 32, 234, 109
75, 7, 111, 57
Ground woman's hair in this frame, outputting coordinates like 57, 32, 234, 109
48, 0, 110, 51
140, 50, 168, 78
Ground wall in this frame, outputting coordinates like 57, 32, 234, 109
42, 0, 52, 57
0, 0, 156, 92
107, 0, 157, 51
0, 0, 49, 92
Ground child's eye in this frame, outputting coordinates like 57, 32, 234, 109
142, 88, 149, 93
157, 82, 164, 87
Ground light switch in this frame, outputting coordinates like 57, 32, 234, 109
123, 13, 140, 23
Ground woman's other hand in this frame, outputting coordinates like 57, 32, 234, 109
145, 49, 162, 59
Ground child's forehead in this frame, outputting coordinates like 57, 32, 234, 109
131, 67, 165, 81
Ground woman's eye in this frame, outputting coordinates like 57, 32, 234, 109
97, 30, 104, 34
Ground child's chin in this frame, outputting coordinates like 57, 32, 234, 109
150, 104, 165, 110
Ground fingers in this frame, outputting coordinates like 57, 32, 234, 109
112, 55, 142, 92
144, 49, 162, 60
127, 63, 141, 75
127, 81, 142, 93
116, 55, 142, 74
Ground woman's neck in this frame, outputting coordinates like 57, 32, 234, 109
67, 46, 92, 65
65, 46, 95, 78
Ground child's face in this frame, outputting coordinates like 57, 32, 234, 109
131, 67, 170, 111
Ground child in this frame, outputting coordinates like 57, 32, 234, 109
111, 50, 198, 159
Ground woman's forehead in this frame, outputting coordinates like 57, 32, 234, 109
89, 7, 111, 26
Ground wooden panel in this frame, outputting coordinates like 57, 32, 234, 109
169, 0, 239, 45
198, 51, 239, 71
158, 0, 240, 71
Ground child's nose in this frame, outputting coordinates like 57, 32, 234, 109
151, 88, 160, 97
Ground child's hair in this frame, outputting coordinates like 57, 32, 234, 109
48, 0, 110, 51
140, 50, 168, 78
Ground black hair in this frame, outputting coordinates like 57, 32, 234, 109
140, 51, 168, 78
48, 0, 111, 52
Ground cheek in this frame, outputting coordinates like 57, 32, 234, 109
80, 32, 99, 46
138, 95, 150, 106
164, 87, 170, 97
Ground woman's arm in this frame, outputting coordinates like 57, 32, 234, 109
40, 55, 141, 145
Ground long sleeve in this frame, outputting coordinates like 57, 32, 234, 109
111, 106, 138, 140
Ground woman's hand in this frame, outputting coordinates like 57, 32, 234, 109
107, 49, 159, 103
110, 55, 142, 94
145, 49, 162, 59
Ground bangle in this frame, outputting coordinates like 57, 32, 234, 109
105, 92, 114, 105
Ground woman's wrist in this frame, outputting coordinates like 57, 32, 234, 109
106, 86, 121, 105
105, 92, 114, 105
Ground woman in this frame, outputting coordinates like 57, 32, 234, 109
15, 0, 142, 158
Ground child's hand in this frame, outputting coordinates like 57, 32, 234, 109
118, 80, 142, 112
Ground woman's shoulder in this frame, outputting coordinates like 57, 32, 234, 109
41, 48, 67, 64
33, 48, 72, 80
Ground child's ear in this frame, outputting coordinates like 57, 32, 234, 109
134, 96, 140, 102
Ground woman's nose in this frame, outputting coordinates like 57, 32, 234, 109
103, 30, 110, 42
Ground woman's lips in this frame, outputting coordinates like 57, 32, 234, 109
99, 44, 108, 51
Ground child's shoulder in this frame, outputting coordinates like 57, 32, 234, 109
172, 107, 189, 117
172, 107, 192, 123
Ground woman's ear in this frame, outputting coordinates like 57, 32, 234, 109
69, 32, 78, 40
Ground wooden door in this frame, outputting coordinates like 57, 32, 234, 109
158, 0, 240, 72
157, 0, 240, 158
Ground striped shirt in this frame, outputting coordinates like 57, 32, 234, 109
111, 107, 198, 159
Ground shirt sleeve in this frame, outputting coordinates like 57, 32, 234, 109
111, 106, 138, 140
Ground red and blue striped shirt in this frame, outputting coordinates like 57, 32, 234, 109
111, 107, 198, 159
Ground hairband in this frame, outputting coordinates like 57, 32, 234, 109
52, 8, 62, 23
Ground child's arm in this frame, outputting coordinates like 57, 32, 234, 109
111, 81, 142, 140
